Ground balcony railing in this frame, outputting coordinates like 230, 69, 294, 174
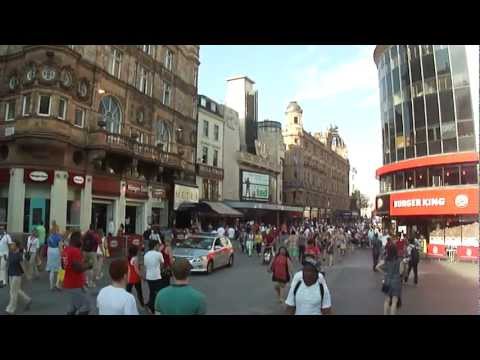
88, 130, 184, 168
196, 163, 224, 180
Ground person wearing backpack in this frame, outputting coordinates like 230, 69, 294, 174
285, 257, 332, 315
269, 246, 293, 303
404, 238, 420, 285
82, 226, 99, 288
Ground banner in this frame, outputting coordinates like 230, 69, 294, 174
241, 171, 269, 201
456, 246, 479, 261
427, 244, 447, 258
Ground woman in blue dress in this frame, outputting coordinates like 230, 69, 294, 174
46, 222, 63, 291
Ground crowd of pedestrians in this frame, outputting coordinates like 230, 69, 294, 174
0, 215, 428, 316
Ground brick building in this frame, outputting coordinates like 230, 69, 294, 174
282, 101, 350, 221
0, 45, 199, 235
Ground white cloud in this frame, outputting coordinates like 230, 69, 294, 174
357, 92, 380, 109
293, 45, 378, 101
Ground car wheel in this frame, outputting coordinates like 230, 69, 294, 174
227, 255, 234, 267
207, 261, 214, 274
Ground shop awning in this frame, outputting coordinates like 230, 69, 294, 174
176, 202, 199, 212
177, 201, 243, 217
201, 202, 243, 217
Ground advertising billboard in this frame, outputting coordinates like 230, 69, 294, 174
241, 171, 269, 201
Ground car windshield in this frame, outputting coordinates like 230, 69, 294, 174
176, 236, 214, 250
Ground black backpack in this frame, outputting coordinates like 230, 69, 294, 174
410, 246, 419, 263
293, 278, 325, 308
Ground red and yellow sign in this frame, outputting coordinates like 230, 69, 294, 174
390, 187, 478, 216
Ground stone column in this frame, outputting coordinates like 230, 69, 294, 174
50, 170, 68, 232
7, 168, 25, 233
80, 175, 93, 232
115, 180, 126, 232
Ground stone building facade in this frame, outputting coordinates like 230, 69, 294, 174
196, 95, 224, 201
282, 101, 350, 220
0, 45, 199, 234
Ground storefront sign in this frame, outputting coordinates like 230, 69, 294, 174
375, 194, 390, 216
174, 184, 199, 210
241, 171, 269, 202
68, 173, 86, 188
24, 169, 54, 184
390, 188, 479, 216
152, 187, 167, 200
92, 177, 120, 197
126, 181, 149, 200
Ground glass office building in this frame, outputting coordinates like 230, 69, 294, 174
373, 45, 479, 260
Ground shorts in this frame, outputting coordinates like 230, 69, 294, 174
66, 288, 91, 314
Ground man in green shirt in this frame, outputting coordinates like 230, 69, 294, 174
154, 258, 206, 315
35, 221, 47, 268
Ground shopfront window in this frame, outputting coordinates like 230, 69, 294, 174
67, 200, 81, 231
151, 207, 162, 226
415, 167, 428, 188
460, 164, 478, 185
430, 166, 443, 187
444, 166, 460, 186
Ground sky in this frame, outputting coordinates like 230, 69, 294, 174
198, 45, 479, 207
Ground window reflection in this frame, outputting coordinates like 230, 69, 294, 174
461, 164, 478, 185
394, 172, 405, 190
405, 170, 415, 189
430, 166, 443, 187
444, 166, 460, 186
415, 167, 428, 188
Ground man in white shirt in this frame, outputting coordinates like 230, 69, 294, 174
97, 259, 139, 315
0, 225, 13, 288
285, 258, 332, 315
227, 226, 235, 241
143, 240, 164, 314
216, 225, 225, 237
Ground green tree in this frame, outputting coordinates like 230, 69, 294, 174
351, 190, 369, 210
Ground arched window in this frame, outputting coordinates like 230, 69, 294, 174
154, 119, 171, 151
99, 96, 122, 134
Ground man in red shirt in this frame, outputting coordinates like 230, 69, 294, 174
63, 231, 93, 315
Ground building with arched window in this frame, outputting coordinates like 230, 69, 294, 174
373, 45, 479, 260
0, 45, 199, 235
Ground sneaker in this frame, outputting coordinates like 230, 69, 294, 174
24, 300, 32, 311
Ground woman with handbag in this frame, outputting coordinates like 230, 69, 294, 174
376, 242, 405, 315
269, 246, 293, 303
46, 223, 63, 291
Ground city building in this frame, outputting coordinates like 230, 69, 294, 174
196, 95, 224, 201
373, 45, 479, 260
282, 101, 350, 222
222, 76, 302, 224
0, 45, 199, 235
